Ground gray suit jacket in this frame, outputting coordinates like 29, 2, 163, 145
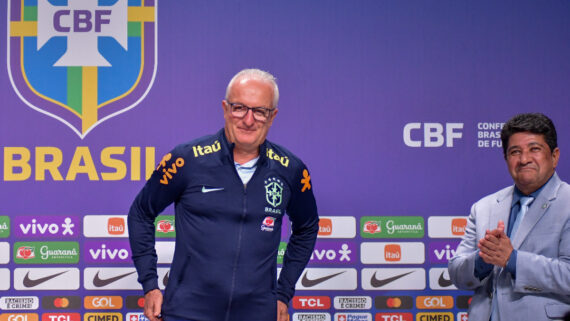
448, 172, 570, 321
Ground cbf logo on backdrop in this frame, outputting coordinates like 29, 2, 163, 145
7, 0, 157, 138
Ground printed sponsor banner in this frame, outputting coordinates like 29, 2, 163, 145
292, 313, 331, 321
374, 296, 414, 309
14, 268, 80, 290
41, 296, 82, 310
375, 313, 413, 321
361, 268, 426, 290
41, 313, 81, 321
429, 268, 457, 290
334, 313, 372, 321
0, 216, 10, 238
456, 296, 471, 309
0, 269, 10, 290
333, 296, 372, 310
361, 242, 424, 264
318, 217, 356, 239
277, 242, 287, 264
296, 268, 357, 290
428, 216, 467, 238
83, 240, 132, 264
155, 216, 175, 238
360, 216, 424, 238
125, 314, 149, 321
83, 268, 140, 290
0, 314, 39, 321
125, 296, 145, 310
156, 241, 175, 264
0, 296, 39, 310
428, 241, 460, 264
13, 242, 79, 264
0, 242, 10, 264
292, 296, 331, 310
83, 215, 128, 238
84, 296, 123, 309
309, 241, 356, 265
83, 313, 122, 321
415, 312, 454, 321
416, 296, 454, 309
157, 268, 170, 290
457, 312, 468, 321
13, 216, 79, 239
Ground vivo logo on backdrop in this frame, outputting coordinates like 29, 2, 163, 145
83, 241, 131, 263
428, 241, 460, 264
403, 123, 463, 147
310, 242, 355, 264
14, 216, 79, 238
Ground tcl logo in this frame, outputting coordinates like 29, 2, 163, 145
1, 314, 39, 321
416, 296, 454, 309
41, 314, 81, 321
318, 219, 332, 236
84, 296, 123, 309
292, 296, 330, 310
451, 218, 467, 236
384, 244, 401, 262
107, 218, 125, 235
375, 313, 413, 321
403, 122, 463, 147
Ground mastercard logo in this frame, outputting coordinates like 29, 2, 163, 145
41, 296, 81, 310
374, 296, 413, 309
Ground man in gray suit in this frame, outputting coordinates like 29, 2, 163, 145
449, 113, 570, 320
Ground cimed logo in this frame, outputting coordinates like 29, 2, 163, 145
7, 0, 158, 138
264, 177, 283, 208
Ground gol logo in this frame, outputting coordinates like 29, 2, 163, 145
1, 314, 39, 321
451, 218, 467, 236
416, 296, 454, 309
318, 218, 332, 236
156, 220, 174, 233
84, 296, 123, 309
363, 221, 381, 234
42, 313, 81, 321
384, 244, 401, 262
107, 218, 125, 235
292, 296, 330, 310
375, 313, 413, 321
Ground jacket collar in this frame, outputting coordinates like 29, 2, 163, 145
217, 128, 268, 166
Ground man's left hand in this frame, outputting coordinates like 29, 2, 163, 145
277, 300, 289, 321
478, 220, 514, 267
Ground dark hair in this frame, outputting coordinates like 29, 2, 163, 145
500, 113, 557, 157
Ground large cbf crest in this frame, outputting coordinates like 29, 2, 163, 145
7, 0, 157, 138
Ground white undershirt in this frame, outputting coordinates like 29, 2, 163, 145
234, 156, 259, 185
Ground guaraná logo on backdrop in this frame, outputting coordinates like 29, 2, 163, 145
7, 0, 157, 138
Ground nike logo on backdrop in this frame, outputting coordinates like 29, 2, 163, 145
93, 271, 136, 287
163, 272, 169, 287
23, 270, 69, 287
201, 186, 224, 193
438, 272, 453, 287
370, 271, 414, 288
301, 271, 345, 287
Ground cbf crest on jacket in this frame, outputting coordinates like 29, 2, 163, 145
7, 0, 157, 138
128, 129, 319, 321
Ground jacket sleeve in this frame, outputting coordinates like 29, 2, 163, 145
513, 211, 570, 295
277, 165, 319, 304
448, 202, 489, 290
128, 147, 189, 294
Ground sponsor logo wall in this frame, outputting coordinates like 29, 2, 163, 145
2, 1, 570, 320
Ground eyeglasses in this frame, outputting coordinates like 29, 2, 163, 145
226, 101, 275, 122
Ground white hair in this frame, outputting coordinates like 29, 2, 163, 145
225, 68, 279, 108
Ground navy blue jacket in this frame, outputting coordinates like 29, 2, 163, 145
128, 129, 319, 321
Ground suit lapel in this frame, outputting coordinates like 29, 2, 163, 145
512, 173, 561, 248
491, 187, 513, 232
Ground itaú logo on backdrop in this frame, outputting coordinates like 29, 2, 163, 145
403, 123, 463, 147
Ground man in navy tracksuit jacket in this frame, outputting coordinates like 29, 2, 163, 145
128, 69, 319, 321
